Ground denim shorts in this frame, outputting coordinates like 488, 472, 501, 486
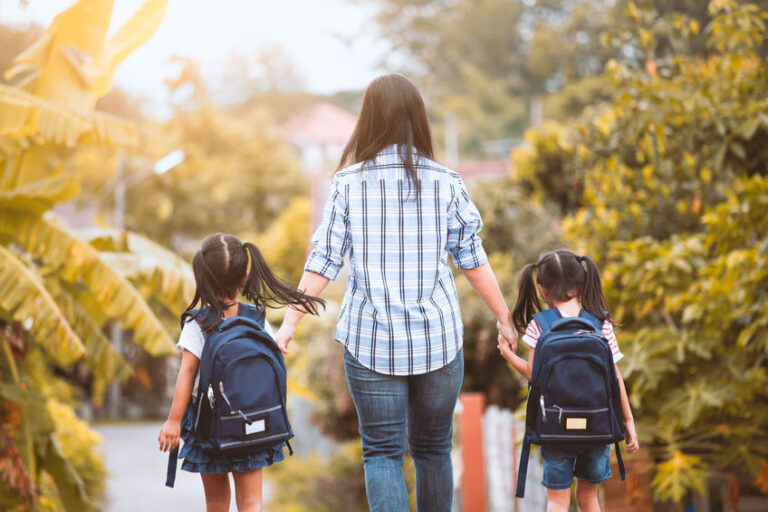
541, 445, 612, 489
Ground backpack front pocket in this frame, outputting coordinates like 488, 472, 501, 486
538, 405, 614, 440
215, 404, 291, 451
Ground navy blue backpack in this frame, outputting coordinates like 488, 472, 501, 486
166, 303, 293, 487
515, 308, 626, 498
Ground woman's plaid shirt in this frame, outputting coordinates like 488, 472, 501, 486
305, 145, 488, 375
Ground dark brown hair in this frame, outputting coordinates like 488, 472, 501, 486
337, 74, 434, 193
183, 233, 324, 333
511, 250, 612, 334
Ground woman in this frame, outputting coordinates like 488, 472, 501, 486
275, 74, 516, 512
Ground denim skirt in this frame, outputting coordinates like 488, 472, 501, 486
178, 398, 286, 474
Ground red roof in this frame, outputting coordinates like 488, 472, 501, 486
453, 160, 509, 179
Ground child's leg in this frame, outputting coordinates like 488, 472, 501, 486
201, 473, 231, 512
546, 488, 571, 512
575, 479, 600, 512
232, 468, 263, 512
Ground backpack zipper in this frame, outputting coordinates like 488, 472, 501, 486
219, 381, 252, 424
540, 395, 547, 422
207, 384, 216, 410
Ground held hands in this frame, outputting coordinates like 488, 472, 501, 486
624, 420, 640, 454
274, 322, 295, 355
496, 319, 518, 360
158, 420, 180, 452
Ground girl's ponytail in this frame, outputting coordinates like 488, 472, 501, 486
182, 249, 231, 333
512, 262, 544, 335
242, 242, 325, 315
579, 255, 611, 323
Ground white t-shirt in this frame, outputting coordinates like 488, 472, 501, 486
521, 309, 624, 363
176, 316, 275, 397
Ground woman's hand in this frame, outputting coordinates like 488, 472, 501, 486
624, 420, 640, 454
497, 319, 518, 350
274, 322, 296, 355
158, 420, 181, 452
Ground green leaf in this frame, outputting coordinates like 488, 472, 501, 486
39, 434, 92, 512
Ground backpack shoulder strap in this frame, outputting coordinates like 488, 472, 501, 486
238, 303, 266, 328
165, 446, 179, 488
515, 435, 532, 498
533, 308, 561, 336
180, 308, 201, 330
578, 309, 604, 333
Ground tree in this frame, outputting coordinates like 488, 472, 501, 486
85, 56, 310, 251
0, 1, 192, 509
511, 0, 768, 502
362, 0, 768, 157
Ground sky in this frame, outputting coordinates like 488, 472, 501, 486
0, 0, 389, 115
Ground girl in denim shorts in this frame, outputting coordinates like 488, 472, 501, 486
497, 250, 640, 511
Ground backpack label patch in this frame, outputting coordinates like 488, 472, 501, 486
244, 419, 266, 435
566, 417, 587, 430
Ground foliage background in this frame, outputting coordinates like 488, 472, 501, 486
2, 0, 768, 509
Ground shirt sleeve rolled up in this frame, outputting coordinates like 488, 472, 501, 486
446, 177, 488, 269
304, 177, 350, 280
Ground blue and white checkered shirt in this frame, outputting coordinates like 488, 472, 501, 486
305, 145, 488, 375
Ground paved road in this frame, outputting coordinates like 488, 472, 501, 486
95, 422, 273, 512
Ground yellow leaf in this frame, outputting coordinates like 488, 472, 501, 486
0, 245, 85, 366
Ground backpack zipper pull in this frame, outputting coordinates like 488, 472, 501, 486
555, 405, 563, 423
540, 395, 547, 422
219, 382, 235, 413
219, 382, 252, 424
207, 384, 216, 409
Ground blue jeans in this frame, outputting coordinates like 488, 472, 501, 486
344, 348, 464, 512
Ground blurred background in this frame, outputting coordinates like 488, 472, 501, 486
0, 0, 767, 511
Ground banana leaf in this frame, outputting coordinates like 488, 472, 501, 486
0, 245, 84, 366
0, 213, 175, 357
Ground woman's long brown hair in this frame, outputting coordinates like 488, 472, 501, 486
337, 74, 434, 193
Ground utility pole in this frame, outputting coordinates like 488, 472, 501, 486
107, 151, 126, 418
445, 112, 459, 167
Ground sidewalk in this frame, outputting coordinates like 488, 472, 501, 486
96, 422, 272, 511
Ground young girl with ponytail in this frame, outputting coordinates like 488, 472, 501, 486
158, 233, 323, 512
497, 250, 639, 512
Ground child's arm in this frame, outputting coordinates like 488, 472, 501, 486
274, 270, 331, 354
615, 365, 639, 454
158, 350, 200, 452
497, 335, 534, 381
460, 263, 515, 336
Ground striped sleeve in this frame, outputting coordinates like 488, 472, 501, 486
521, 319, 541, 349
305, 177, 350, 280
446, 177, 488, 269
602, 321, 624, 363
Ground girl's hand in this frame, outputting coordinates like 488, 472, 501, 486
274, 323, 295, 355
497, 320, 518, 349
624, 420, 640, 454
158, 420, 181, 452
497, 333, 517, 362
